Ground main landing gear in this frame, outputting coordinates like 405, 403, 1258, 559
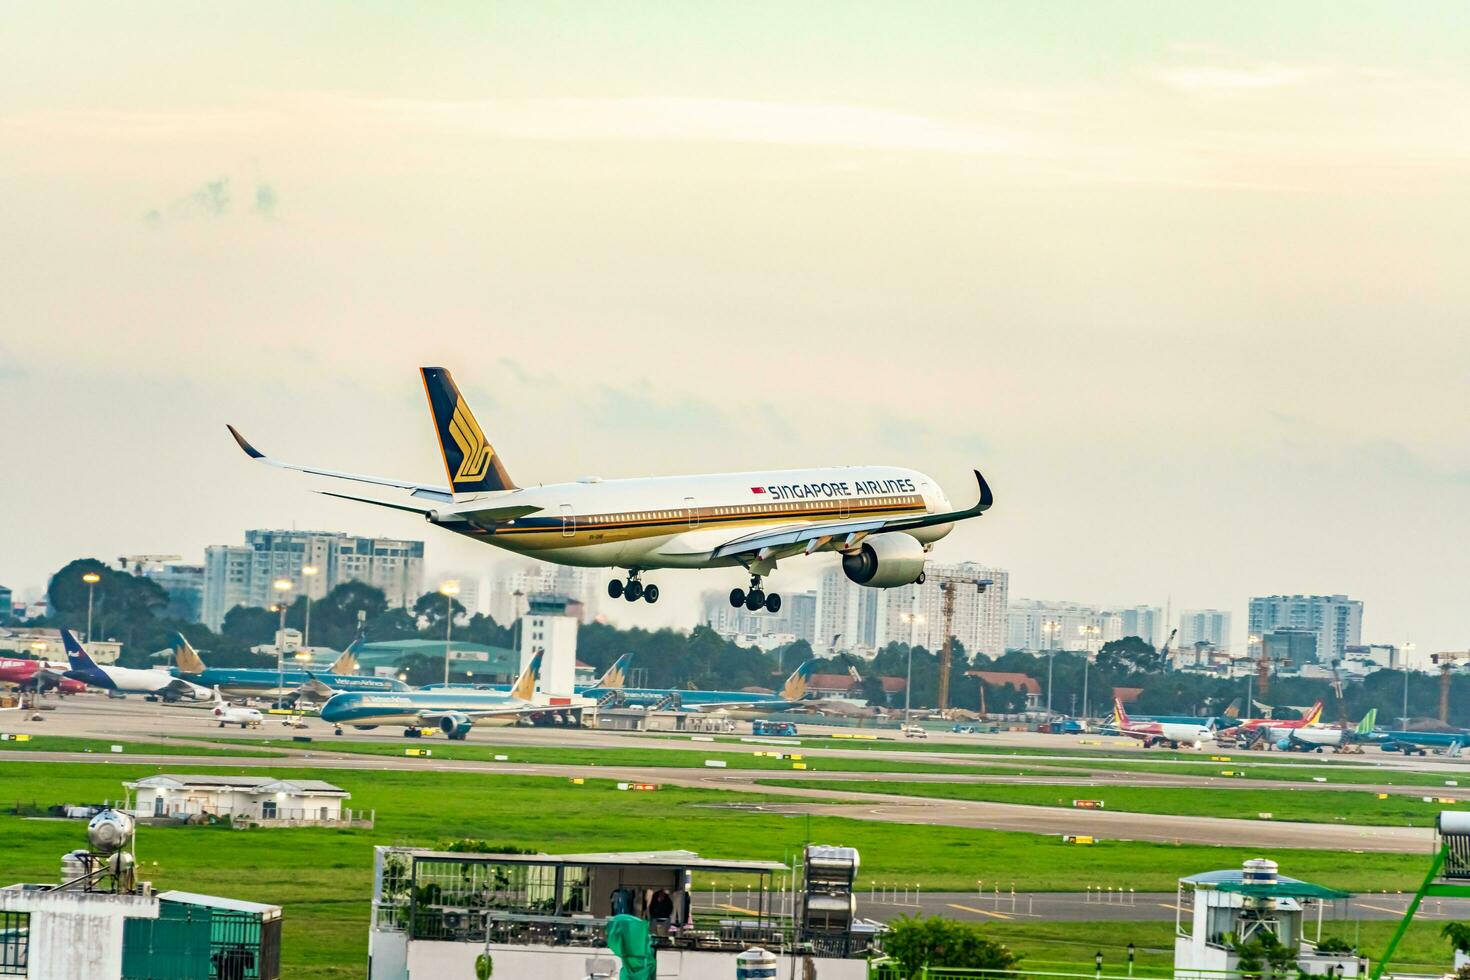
729, 576, 781, 614
608, 571, 659, 604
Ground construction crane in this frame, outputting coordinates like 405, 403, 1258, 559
116, 554, 181, 575
1159, 628, 1178, 670
1429, 651, 1470, 724
934, 575, 992, 711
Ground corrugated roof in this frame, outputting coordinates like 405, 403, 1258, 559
127, 774, 347, 795
158, 891, 282, 919
392, 846, 783, 874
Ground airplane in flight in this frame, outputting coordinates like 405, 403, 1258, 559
603, 659, 819, 717
62, 630, 212, 702
228, 367, 994, 613
209, 687, 264, 729
0, 657, 87, 695
1110, 698, 1216, 749
321, 651, 589, 738
169, 633, 411, 698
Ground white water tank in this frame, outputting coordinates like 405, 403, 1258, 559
1242, 858, 1278, 886
736, 947, 778, 979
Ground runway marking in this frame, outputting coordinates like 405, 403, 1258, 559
1158, 903, 1184, 912
947, 903, 1012, 920
1354, 901, 1436, 917
718, 903, 763, 916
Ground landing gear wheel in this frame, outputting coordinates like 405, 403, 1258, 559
643, 584, 659, 604
624, 580, 644, 602
745, 588, 765, 612
764, 592, 782, 614
729, 588, 746, 608
608, 579, 624, 599
915, 572, 926, 585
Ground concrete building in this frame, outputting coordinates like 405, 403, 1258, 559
142, 563, 205, 623
202, 529, 424, 630
701, 589, 817, 647
1007, 600, 1101, 653
1178, 609, 1232, 651
873, 563, 1009, 658
1114, 605, 1163, 647
0, 627, 122, 664
123, 774, 362, 827
1247, 594, 1363, 662
813, 565, 882, 657
0, 585, 11, 623
489, 564, 598, 625
1263, 628, 1319, 666
519, 593, 579, 695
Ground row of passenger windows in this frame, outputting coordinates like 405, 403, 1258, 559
574, 496, 918, 525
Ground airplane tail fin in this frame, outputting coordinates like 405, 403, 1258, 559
329, 637, 363, 675
212, 685, 225, 706
61, 630, 105, 683
1356, 708, 1377, 735
171, 633, 207, 674
1112, 698, 1129, 727
1305, 700, 1323, 725
594, 654, 632, 690
1223, 698, 1241, 719
781, 659, 817, 701
510, 652, 543, 701
420, 367, 516, 494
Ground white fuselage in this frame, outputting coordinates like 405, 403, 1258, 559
433, 465, 953, 570
213, 704, 263, 726
97, 666, 210, 700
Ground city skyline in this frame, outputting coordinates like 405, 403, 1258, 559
2, 4, 1467, 650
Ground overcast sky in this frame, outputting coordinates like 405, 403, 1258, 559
2, 3, 1466, 655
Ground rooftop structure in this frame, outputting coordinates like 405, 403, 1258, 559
122, 774, 369, 828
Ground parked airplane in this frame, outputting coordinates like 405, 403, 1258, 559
1110, 698, 1215, 749
604, 660, 818, 717
1374, 726, 1470, 757
1271, 709, 1377, 752
229, 367, 995, 613
1226, 701, 1324, 734
0, 657, 87, 695
419, 653, 634, 698
169, 633, 410, 698
62, 630, 211, 702
210, 687, 264, 729
320, 652, 589, 738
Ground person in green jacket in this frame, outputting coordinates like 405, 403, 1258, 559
605, 914, 655, 980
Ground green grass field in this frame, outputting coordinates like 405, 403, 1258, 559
0, 759, 1440, 978
0, 735, 284, 757
757, 779, 1464, 826
978, 919, 1458, 976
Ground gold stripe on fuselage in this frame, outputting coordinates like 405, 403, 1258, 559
476, 494, 928, 551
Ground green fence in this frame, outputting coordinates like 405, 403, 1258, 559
122, 902, 213, 979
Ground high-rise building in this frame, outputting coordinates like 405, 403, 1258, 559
1247, 594, 1362, 663
1113, 606, 1163, 648
145, 564, 206, 623
0, 585, 11, 623
489, 565, 598, 625
873, 563, 1009, 658
1007, 600, 1102, 653
1178, 609, 1232, 651
202, 530, 424, 630
814, 566, 879, 657
701, 590, 817, 646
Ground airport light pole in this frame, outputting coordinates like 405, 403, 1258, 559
1401, 641, 1415, 727
1042, 620, 1061, 719
272, 578, 292, 705
440, 581, 460, 686
900, 612, 924, 725
82, 571, 101, 642
1079, 624, 1101, 720
301, 565, 318, 649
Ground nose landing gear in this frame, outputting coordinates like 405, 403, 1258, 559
729, 576, 781, 613
608, 571, 659, 604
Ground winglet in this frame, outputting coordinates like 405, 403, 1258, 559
973, 470, 994, 512
226, 425, 265, 460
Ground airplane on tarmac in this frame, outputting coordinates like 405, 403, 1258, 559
419, 653, 634, 698
1374, 725, 1470, 757
0, 657, 88, 695
169, 633, 411, 698
209, 687, 264, 729
600, 659, 819, 717
62, 630, 212, 702
228, 367, 995, 615
1110, 698, 1216, 749
1268, 709, 1377, 752
320, 652, 591, 738
1221, 701, 1324, 747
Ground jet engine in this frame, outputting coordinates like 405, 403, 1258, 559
841, 532, 927, 588
438, 712, 473, 740
1276, 737, 1293, 751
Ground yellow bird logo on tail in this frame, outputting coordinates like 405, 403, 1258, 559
449, 399, 493, 484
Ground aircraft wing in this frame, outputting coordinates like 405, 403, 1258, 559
163, 678, 211, 700
419, 702, 539, 723
227, 425, 454, 504
708, 470, 993, 562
